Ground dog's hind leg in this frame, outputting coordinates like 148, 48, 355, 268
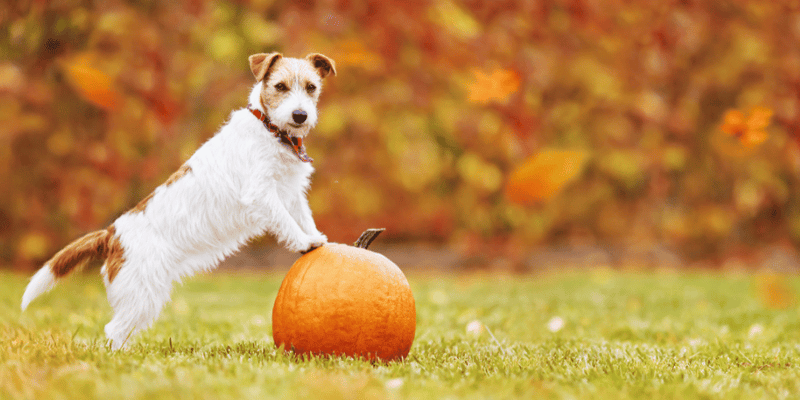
102, 264, 172, 350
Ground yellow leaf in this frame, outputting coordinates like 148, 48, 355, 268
61, 54, 120, 111
429, 0, 481, 40
505, 149, 590, 205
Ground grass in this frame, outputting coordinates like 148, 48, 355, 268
2, 268, 800, 399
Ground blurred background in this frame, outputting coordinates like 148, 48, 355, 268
2, 0, 800, 272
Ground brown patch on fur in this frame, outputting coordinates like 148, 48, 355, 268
104, 225, 125, 284
49, 229, 111, 278
305, 53, 336, 78
249, 53, 283, 82
131, 191, 155, 213
130, 164, 192, 214
47, 225, 128, 283
165, 164, 191, 185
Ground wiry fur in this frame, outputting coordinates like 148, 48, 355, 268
21, 53, 334, 350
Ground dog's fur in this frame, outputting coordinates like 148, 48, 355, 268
21, 53, 335, 350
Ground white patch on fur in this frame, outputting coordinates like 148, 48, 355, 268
21, 266, 56, 311
248, 82, 266, 112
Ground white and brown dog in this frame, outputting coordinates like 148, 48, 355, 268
21, 53, 335, 349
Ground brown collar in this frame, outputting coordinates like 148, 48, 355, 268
247, 105, 313, 163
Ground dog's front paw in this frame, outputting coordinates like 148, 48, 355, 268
301, 233, 328, 254
287, 234, 327, 254
309, 233, 328, 247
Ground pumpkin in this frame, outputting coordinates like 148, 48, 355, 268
272, 229, 416, 361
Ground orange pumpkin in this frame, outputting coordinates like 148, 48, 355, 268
272, 229, 416, 361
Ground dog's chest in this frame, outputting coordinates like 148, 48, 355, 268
240, 140, 314, 199
191, 110, 314, 204
265, 157, 312, 194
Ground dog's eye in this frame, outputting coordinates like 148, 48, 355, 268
306, 84, 316, 93
274, 82, 289, 92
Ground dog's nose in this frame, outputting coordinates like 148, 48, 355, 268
292, 110, 308, 124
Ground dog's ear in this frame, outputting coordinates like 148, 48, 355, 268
249, 53, 282, 82
305, 53, 336, 78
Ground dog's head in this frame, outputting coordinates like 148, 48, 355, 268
248, 53, 336, 138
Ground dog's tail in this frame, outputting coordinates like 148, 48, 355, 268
21, 228, 113, 311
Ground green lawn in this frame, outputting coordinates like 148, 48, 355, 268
2, 268, 799, 399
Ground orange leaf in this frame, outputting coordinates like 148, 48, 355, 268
720, 110, 745, 136
747, 106, 773, 131
718, 106, 772, 148
466, 67, 520, 104
505, 149, 590, 205
61, 55, 120, 111
741, 129, 768, 148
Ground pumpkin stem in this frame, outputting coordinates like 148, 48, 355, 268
354, 228, 385, 249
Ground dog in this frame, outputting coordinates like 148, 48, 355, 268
21, 52, 335, 349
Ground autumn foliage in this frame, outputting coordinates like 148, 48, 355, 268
3, 1, 800, 269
